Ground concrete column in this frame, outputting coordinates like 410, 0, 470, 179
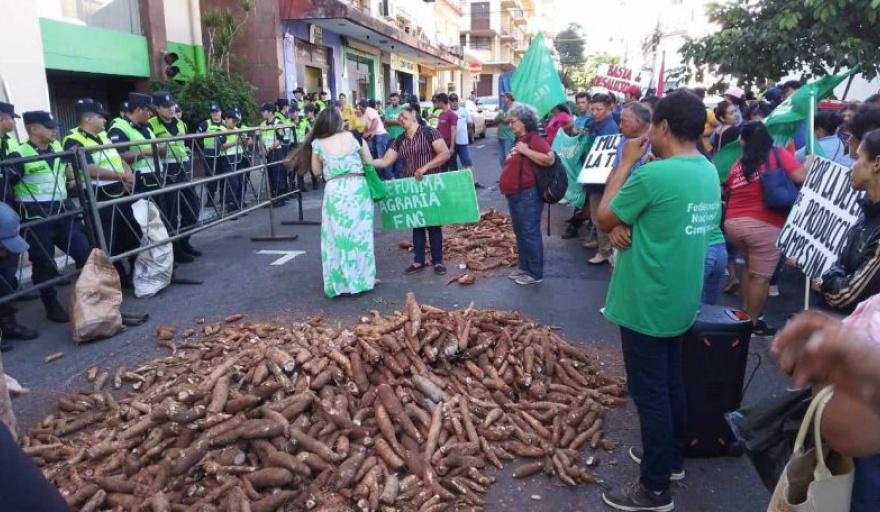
139, 0, 168, 83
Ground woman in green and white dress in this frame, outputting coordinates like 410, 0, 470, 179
298, 106, 376, 298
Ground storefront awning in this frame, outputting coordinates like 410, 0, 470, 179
280, 0, 464, 69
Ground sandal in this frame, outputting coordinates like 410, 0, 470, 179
433, 264, 447, 275
404, 264, 426, 275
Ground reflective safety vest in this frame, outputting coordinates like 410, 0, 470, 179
13, 141, 67, 203
148, 116, 190, 164
260, 118, 281, 150
294, 119, 311, 145
293, 99, 305, 114
273, 112, 292, 144
428, 107, 442, 129
62, 128, 125, 188
315, 100, 326, 112
223, 131, 241, 158
0, 132, 20, 160
109, 117, 156, 173
202, 121, 225, 155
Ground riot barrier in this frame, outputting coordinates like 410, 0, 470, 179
0, 125, 307, 305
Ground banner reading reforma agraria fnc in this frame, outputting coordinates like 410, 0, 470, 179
379, 170, 480, 230
778, 156, 864, 278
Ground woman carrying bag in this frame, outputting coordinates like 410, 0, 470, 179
292, 106, 380, 298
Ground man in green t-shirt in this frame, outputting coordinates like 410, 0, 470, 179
496, 92, 516, 168
596, 91, 721, 512
383, 92, 405, 178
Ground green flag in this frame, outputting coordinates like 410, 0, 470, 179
511, 33, 567, 118
764, 68, 859, 147
712, 140, 742, 183
552, 130, 589, 208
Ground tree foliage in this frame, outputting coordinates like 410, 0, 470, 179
680, 0, 880, 86
153, 69, 258, 128
554, 23, 587, 90
572, 52, 623, 92
203, 0, 254, 75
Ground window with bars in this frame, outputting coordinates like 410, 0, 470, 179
470, 36, 491, 50
470, 2, 490, 31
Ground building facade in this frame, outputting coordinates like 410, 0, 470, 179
0, 0, 206, 134
205, 0, 466, 105
459, 0, 537, 99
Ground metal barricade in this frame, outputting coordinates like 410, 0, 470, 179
0, 125, 305, 305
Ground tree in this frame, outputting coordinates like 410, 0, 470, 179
571, 52, 623, 92
154, 69, 258, 127
203, 0, 254, 75
554, 23, 587, 90
680, 0, 880, 86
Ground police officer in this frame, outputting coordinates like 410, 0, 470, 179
260, 102, 288, 206
148, 91, 200, 262
0, 203, 37, 348
108, 92, 163, 194
0, 102, 21, 205
196, 103, 225, 208
293, 105, 318, 192
62, 99, 139, 283
220, 109, 244, 211
6, 111, 90, 323
316, 91, 329, 112
292, 88, 306, 114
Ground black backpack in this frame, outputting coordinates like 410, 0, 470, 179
535, 151, 568, 204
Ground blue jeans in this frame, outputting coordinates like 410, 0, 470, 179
412, 226, 443, 265
852, 454, 880, 512
507, 187, 544, 279
450, 143, 473, 170
620, 326, 687, 493
498, 138, 514, 168
369, 134, 392, 180
702, 243, 728, 305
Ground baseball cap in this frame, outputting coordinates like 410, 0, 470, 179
152, 91, 175, 108
0, 203, 28, 254
624, 84, 642, 96
292, 87, 304, 95
22, 111, 58, 129
127, 92, 156, 110
261, 102, 276, 112
208, 102, 221, 113
75, 98, 109, 117
0, 102, 20, 119
224, 108, 241, 119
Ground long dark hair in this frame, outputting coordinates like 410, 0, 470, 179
290, 106, 344, 173
739, 121, 773, 182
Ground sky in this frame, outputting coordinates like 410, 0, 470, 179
550, 0, 716, 70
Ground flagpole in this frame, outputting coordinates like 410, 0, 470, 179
802, 90, 817, 311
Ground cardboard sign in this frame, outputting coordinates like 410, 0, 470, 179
778, 157, 864, 278
379, 170, 480, 230
577, 134, 622, 185
592, 64, 642, 94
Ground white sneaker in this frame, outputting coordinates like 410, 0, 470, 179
769, 285, 780, 297
514, 275, 543, 285
629, 447, 686, 481
508, 269, 528, 280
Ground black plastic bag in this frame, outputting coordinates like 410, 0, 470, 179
725, 388, 812, 491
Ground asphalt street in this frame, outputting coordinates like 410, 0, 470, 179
4, 128, 807, 511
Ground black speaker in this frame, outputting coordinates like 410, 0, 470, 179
682, 305, 753, 457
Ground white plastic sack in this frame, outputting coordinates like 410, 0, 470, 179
131, 199, 173, 298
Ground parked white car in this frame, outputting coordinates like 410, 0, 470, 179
476, 96, 501, 125
464, 99, 486, 142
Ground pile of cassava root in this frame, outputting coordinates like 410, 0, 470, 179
401, 209, 518, 274
22, 294, 625, 511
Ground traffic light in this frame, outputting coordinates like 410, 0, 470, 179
162, 51, 180, 79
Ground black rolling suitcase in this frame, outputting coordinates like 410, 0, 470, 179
682, 305, 753, 457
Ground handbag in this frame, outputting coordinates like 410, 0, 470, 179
767, 386, 854, 512
363, 163, 387, 201
760, 148, 800, 211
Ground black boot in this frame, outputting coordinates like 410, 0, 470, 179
41, 293, 69, 323
174, 242, 195, 263
0, 314, 38, 340
561, 223, 580, 239
181, 237, 202, 257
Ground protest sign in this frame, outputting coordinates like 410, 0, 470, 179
592, 64, 642, 94
777, 156, 864, 278
379, 170, 480, 230
577, 134, 622, 185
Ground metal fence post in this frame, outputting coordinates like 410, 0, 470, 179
74, 146, 108, 254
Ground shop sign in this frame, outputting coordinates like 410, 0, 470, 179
391, 54, 417, 74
